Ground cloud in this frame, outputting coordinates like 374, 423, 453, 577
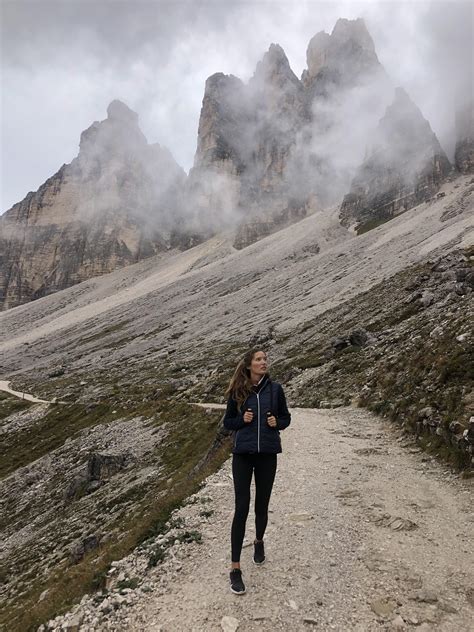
1, 0, 472, 213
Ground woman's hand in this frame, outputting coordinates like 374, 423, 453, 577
266, 414, 277, 428
243, 409, 254, 423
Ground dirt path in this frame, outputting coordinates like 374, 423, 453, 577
46, 406, 473, 631
0, 380, 51, 403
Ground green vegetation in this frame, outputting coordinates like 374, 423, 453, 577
293, 351, 326, 370
77, 320, 133, 345
0, 391, 33, 418
359, 312, 473, 468
0, 401, 116, 479
279, 246, 473, 469
116, 577, 140, 590
356, 216, 391, 235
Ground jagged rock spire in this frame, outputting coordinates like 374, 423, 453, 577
339, 86, 451, 230
302, 17, 383, 93
107, 99, 139, 124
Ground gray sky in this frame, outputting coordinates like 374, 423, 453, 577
1, 0, 472, 214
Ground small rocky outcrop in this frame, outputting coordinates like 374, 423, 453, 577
87, 451, 129, 481
339, 87, 452, 230
0, 100, 187, 310
64, 451, 131, 500
330, 328, 375, 352
69, 534, 101, 564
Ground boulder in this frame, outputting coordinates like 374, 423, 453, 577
87, 452, 129, 481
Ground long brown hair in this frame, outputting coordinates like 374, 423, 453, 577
225, 348, 267, 411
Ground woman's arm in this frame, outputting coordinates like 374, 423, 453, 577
223, 395, 247, 430
276, 384, 291, 430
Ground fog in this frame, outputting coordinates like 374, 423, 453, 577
1, 0, 472, 214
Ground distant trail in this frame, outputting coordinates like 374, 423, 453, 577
191, 402, 226, 410
57, 405, 473, 631
0, 380, 51, 404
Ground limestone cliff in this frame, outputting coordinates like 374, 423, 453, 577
190, 18, 393, 249
339, 87, 452, 231
0, 100, 186, 310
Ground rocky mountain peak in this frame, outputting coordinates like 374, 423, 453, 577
252, 43, 300, 88
79, 99, 147, 160
106, 99, 139, 124
331, 17, 375, 51
249, 42, 304, 123
388, 85, 419, 113
203, 72, 244, 100
191, 17, 394, 248
304, 30, 331, 80
303, 17, 382, 90
377, 86, 443, 158
0, 100, 187, 310
339, 86, 451, 230
194, 72, 248, 171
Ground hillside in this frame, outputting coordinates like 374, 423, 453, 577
0, 171, 472, 630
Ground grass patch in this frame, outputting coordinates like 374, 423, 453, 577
0, 391, 33, 419
0, 402, 116, 479
294, 351, 327, 370
356, 215, 391, 235
116, 577, 140, 590
417, 434, 470, 469
77, 320, 133, 345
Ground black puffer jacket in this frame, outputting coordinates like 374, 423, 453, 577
223, 375, 291, 454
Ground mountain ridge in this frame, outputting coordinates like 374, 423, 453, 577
2, 17, 470, 311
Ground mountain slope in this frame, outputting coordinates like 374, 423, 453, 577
0, 174, 472, 630
0, 174, 471, 371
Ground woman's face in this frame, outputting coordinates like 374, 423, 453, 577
249, 351, 268, 376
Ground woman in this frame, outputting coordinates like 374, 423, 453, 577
223, 348, 291, 595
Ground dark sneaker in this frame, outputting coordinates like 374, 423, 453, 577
230, 568, 246, 594
253, 539, 265, 565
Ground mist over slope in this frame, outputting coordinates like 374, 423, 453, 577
1, 174, 471, 376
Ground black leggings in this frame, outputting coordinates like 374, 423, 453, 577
231, 452, 278, 563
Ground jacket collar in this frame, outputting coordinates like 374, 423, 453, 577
252, 373, 270, 393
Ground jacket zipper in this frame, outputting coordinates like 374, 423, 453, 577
256, 392, 260, 453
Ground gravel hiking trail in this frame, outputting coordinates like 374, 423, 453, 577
0, 380, 51, 403
76, 405, 473, 632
